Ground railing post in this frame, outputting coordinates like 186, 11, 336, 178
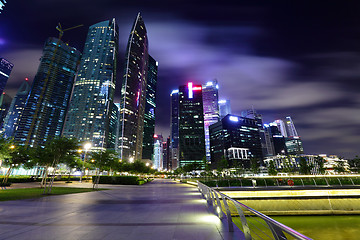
221, 194, 234, 232
266, 221, 287, 240
232, 200, 252, 240
214, 191, 224, 219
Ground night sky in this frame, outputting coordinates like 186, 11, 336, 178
1, 1, 360, 158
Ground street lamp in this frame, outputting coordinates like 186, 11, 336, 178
129, 157, 134, 163
80, 142, 92, 183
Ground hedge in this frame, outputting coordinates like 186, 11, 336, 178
91, 176, 142, 185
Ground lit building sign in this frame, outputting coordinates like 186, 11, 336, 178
188, 82, 201, 98
229, 116, 239, 122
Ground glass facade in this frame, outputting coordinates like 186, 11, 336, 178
170, 89, 179, 169
2, 80, 30, 138
119, 13, 149, 161
0, 58, 13, 95
209, 114, 262, 169
14, 37, 81, 147
63, 19, 119, 150
202, 80, 220, 162
0, 93, 12, 128
218, 99, 231, 119
142, 55, 158, 160
178, 83, 205, 168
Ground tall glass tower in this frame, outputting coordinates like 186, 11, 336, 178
178, 82, 205, 168
142, 55, 158, 160
170, 89, 179, 169
202, 79, 220, 162
63, 19, 119, 150
3, 79, 30, 138
119, 13, 149, 161
0, 58, 13, 95
218, 99, 231, 119
14, 37, 81, 147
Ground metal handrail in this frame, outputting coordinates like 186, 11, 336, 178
198, 181, 312, 240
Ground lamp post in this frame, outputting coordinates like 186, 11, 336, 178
80, 142, 92, 183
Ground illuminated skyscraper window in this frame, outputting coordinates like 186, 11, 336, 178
119, 13, 149, 161
63, 19, 118, 151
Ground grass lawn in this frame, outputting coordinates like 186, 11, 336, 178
0, 187, 106, 201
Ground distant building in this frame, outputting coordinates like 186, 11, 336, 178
285, 116, 298, 137
0, 58, 13, 95
0, 93, 12, 128
108, 102, 119, 151
142, 55, 158, 160
162, 137, 170, 170
170, 89, 179, 169
0, 1, 7, 14
285, 137, 304, 155
119, 13, 149, 161
202, 79, 220, 162
2, 79, 30, 138
218, 99, 231, 119
209, 114, 262, 169
14, 37, 81, 147
264, 123, 287, 155
63, 19, 118, 151
153, 134, 163, 170
178, 83, 206, 168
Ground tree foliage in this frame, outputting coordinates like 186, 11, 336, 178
267, 160, 277, 176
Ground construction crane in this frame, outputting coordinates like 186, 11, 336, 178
56, 23, 84, 40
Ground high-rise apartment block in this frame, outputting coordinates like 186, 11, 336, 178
63, 19, 118, 150
178, 83, 205, 168
0, 58, 13, 95
202, 80, 220, 162
142, 55, 158, 160
14, 37, 81, 147
3, 79, 30, 138
119, 13, 149, 161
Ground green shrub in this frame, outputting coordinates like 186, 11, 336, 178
92, 175, 140, 185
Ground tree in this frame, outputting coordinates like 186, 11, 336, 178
91, 149, 118, 189
267, 160, 277, 176
31, 137, 79, 194
349, 156, 360, 173
299, 157, 311, 175
250, 158, 260, 174
2, 144, 31, 185
334, 161, 346, 174
217, 155, 228, 176
315, 156, 325, 174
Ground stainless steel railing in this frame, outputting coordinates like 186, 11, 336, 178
198, 182, 312, 240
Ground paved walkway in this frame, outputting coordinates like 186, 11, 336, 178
0, 179, 243, 240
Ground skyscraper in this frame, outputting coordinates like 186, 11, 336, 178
14, 37, 81, 147
2, 79, 30, 138
202, 79, 220, 162
142, 55, 158, 160
170, 89, 179, 169
0, 93, 12, 127
119, 13, 148, 161
275, 119, 287, 137
218, 99, 231, 119
63, 19, 119, 150
209, 114, 262, 169
0, 58, 13, 95
178, 82, 205, 168
285, 116, 299, 137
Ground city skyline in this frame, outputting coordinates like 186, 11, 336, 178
1, 1, 360, 157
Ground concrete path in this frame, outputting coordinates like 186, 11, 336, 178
0, 179, 244, 240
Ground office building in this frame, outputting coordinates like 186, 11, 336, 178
142, 55, 158, 160
119, 13, 149, 161
285, 136, 304, 155
108, 102, 119, 150
0, 58, 13, 95
170, 89, 179, 169
3, 79, 30, 138
0, 93, 11, 127
218, 99, 231, 119
209, 114, 262, 169
285, 116, 298, 137
202, 80, 220, 162
0, 0, 7, 14
178, 83, 205, 168
63, 19, 118, 150
153, 134, 163, 170
14, 37, 81, 147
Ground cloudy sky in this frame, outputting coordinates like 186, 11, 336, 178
1, 1, 360, 158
